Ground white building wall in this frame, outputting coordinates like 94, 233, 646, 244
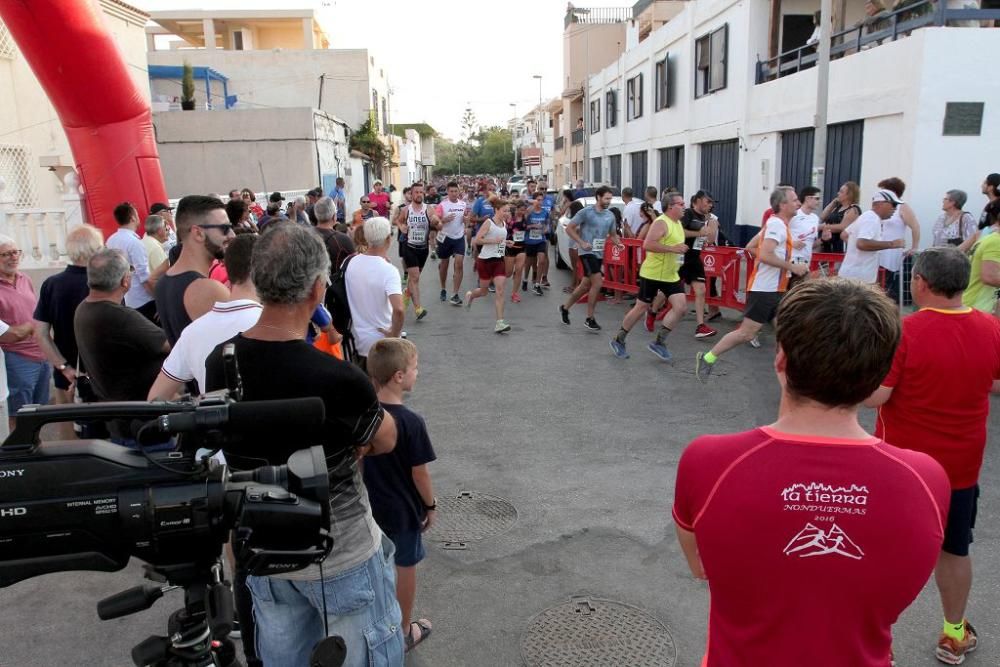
589, 2, 1000, 243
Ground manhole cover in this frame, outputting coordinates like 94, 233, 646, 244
430, 491, 517, 546
521, 596, 677, 667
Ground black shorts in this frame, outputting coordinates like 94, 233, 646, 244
579, 254, 603, 277
744, 291, 782, 324
506, 245, 525, 258
679, 254, 706, 283
637, 277, 685, 304
525, 242, 547, 257
401, 244, 429, 270
943, 485, 979, 557
386, 528, 426, 567
437, 236, 465, 260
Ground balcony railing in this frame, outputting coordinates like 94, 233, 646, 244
554, 136, 565, 151
571, 128, 585, 146
565, 6, 632, 28
755, 1, 1000, 84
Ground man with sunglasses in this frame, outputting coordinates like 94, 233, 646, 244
154, 195, 234, 346
352, 195, 377, 229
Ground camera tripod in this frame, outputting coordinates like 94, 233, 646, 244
99, 562, 241, 667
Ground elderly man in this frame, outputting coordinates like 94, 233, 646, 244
0, 235, 48, 429
345, 217, 405, 371
33, 224, 104, 417
839, 189, 906, 285
865, 247, 1000, 665
203, 222, 401, 667
142, 214, 170, 274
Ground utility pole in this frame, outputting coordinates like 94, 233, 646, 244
533, 74, 543, 178
317, 73, 325, 109
510, 102, 519, 174
812, 0, 832, 191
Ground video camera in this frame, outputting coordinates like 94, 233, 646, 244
0, 393, 335, 666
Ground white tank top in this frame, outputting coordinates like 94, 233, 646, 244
406, 204, 430, 247
478, 219, 507, 259
439, 199, 467, 239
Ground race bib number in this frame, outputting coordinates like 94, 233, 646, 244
495, 242, 506, 256
513, 231, 526, 242
693, 236, 706, 250
591, 238, 606, 253
529, 229, 543, 240
792, 258, 809, 265
436, 231, 446, 243
409, 228, 427, 244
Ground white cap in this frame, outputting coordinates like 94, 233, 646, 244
872, 189, 904, 205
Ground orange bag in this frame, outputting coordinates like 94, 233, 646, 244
313, 331, 344, 360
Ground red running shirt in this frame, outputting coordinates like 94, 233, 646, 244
368, 192, 391, 217
876, 308, 1000, 488
673, 427, 949, 667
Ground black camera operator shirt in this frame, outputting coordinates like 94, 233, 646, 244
205, 334, 385, 578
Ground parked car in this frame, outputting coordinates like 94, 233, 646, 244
553, 194, 626, 270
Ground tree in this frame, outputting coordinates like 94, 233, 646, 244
461, 108, 478, 142
349, 116, 389, 177
434, 127, 514, 176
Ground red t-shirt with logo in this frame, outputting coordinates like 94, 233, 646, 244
368, 191, 391, 217
673, 427, 949, 667
876, 307, 1000, 489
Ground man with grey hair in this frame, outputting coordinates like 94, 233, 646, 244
203, 222, 401, 667
0, 234, 48, 430
839, 189, 907, 285
74, 248, 169, 404
696, 187, 809, 380
142, 214, 169, 276
34, 224, 104, 422
291, 195, 309, 225
313, 196, 356, 330
346, 216, 405, 370
866, 246, 1000, 665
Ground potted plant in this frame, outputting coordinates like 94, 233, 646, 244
181, 61, 196, 110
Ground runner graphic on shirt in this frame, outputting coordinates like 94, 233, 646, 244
783, 523, 865, 560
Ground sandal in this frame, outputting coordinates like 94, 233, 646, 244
404, 619, 433, 652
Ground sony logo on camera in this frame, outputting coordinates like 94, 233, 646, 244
0, 507, 26, 517
0, 469, 25, 478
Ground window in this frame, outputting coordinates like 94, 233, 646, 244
630, 151, 648, 194
0, 21, 15, 59
233, 30, 244, 50
655, 53, 671, 110
626, 74, 644, 121
695, 24, 728, 98
0, 145, 37, 207
608, 154, 622, 188
592, 157, 602, 182
605, 90, 618, 128
381, 97, 388, 134
589, 99, 601, 134
371, 89, 379, 127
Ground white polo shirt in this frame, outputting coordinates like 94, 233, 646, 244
839, 211, 883, 284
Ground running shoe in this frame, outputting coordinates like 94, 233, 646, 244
645, 310, 656, 333
748, 335, 761, 349
488, 283, 496, 293
464, 291, 473, 311
609, 338, 629, 359
512, 292, 521, 303
449, 294, 463, 307
647, 342, 673, 362
415, 307, 428, 321
533, 285, 544, 296
695, 352, 715, 382
430, 251, 437, 260
403, 289, 411, 310
707, 310, 722, 322
936, 621, 978, 665
695, 323, 718, 339
584, 318, 601, 332
494, 319, 512, 334
541, 280, 552, 289
439, 289, 447, 302
559, 305, 571, 326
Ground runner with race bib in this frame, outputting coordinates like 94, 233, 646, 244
505, 201, 529, 304
394, 183, 441, 322
465, 196, 513, 334
559, 186, 622, 332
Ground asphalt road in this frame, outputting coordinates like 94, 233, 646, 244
2, 248, 997, 667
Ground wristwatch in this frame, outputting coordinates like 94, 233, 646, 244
424, 498, 437, 511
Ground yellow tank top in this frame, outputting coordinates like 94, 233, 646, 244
639, 214, 685, 283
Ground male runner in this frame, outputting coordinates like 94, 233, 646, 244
610, 192, 689, 360
394, 183, 441, 321
524, 192, 550, 296
680, 190, 721, 338
559, 186, 622, 331
437, 181, 469, 306
695, 187, 808, 380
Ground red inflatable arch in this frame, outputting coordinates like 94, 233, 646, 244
0, 0, 168, 238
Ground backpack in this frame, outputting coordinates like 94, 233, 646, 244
326, 253, 357, 361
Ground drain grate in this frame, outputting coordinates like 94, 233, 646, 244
430, 491, 517, 547
520, 596, 677, 667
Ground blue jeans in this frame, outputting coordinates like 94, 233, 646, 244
4, 351, 50, 414
246, 534, 404, 667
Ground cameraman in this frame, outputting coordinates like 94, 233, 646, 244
204, 222, 402, 667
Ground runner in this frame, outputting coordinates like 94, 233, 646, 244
680, 190, 721, 339
695, 187, 808, 380
394, 183, 441, 322
368, 179, 391, 218
465, 196, 512, 334
524, 192, 550, 296
505, 201, 528, 303
558, 186, 623, 332
610, 192, 689, 360
471, 183, 497, 270
788, 186, 821, 288
436, 181, 469, 306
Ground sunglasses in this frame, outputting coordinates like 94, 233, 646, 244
197, 223, 233, 234
361, 200, 371, 204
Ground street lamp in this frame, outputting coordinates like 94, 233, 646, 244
510, 102, 519, 174
533, 74, 543, 178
